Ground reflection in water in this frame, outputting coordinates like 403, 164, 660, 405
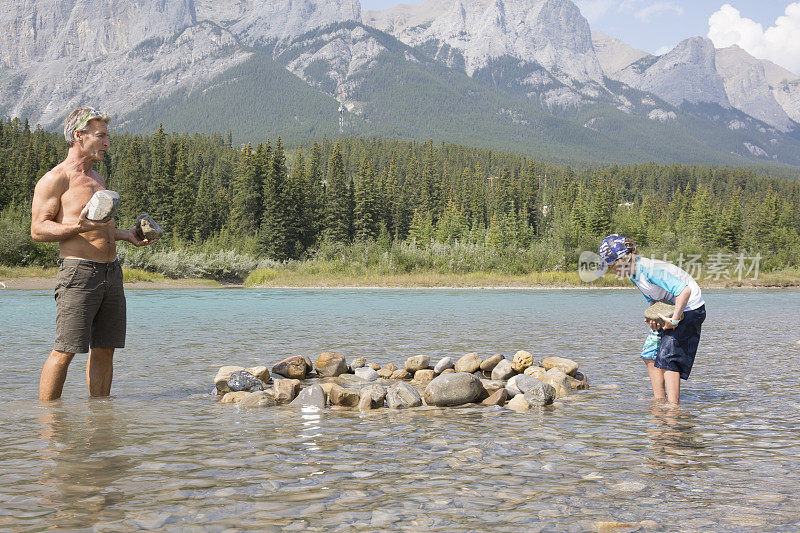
644, 402, 709, 470
37, 400, 132, 529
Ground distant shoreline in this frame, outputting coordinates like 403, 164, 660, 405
1, 270, 797, 291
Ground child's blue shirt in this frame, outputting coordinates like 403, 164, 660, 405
630, 257, 705, 310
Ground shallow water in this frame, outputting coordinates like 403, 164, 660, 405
1, 288, 799, 531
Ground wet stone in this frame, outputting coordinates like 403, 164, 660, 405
359, 384, 387, 410
271, 356, 308, 379
491, 359, 515, 380
239, 390, 277, 408
455, 352, 482, 374
272, 379, 301, 403
480, 354, 504, 372
329, 384, 360, 407
349, 357, 367, 371
368, 363, 381, 371
386, 382, 422, 409
377, 363, 397, 378
423, 373, 484, 407
391, 369, 411, 380
507, 394, 531, 413
315, 352, 348, 377
246, 366, 270, 383
214, 365, 245, 393
413, 369, 436, 384
220, 391, 250, 403
405, 355, 430, 372
523, 381, 556, 406
434, 357, 454, 374
523, 366, 548, 379
507, 374, 541, 395
289, 384, 327, 410
227, 370, 265, 392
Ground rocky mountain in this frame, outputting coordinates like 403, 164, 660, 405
613, 37, 730, 108
363, 0, 605, 87
1, 0, 799, 168
591, 30, 650, 76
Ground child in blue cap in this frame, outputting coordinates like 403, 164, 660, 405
598, 234, 706, 406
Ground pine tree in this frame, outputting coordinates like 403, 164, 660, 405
325, 143, 351, 243
230, 144, 262, 235
119, 138, 148, 224
171, 141, 196, 240
354, 157, 380, 240
260, 138, 294, 260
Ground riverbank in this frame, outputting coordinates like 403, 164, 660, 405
2, 265, 798, 289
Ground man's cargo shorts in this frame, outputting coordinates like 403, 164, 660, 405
53, 258, 126, 354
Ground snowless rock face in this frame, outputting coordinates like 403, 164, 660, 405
591, 30, 651, 76
772, 81, 800, 124
715, 46, 794, 132
0, 0, 360, 126
614, 37, 730, 108
363, 0, 605, 86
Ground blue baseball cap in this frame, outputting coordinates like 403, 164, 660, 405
598, 234, 633, 269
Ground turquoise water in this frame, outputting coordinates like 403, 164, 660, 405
1, 288, 799, 531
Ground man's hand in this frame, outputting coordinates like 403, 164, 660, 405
645, 318, 662, 330
658, 313, 677, 330
119, 226, 158, 247
76, 204, 113, 233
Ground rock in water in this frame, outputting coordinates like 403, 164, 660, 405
523, 366, 548, 379
271, 356, 309, 379
350, 357, 367, 370
512, 350, 534, 372
507, 394, 531, 413
644, 301, 683, 328
386, 382, 422, 409
507, 374, 542, 395
491, 359, 515, 380
134, 213, 163, 241
480, 354, 504, 372
227, 370, 265, 392
424, 373, 483, 406
355, 367, 379, 381
377, 363, 396, 378
247, 366, 270, 382
413, 369, 436, 384
240, 390, 277, 408
541, 356, 579, 376
455, 353, 482, 373
391, 369, 411, 380
289, 384, 326, 410
329, 384, 360, 407
434, 357, 454, 374
405, 355, 430, 372
542, 369, 571, 398
220, 391, 250, 403
214, 365, 245, 393
315, 352, 348, 377
85, 190, 120, 222
524, 382, 556, 406
359, 384, 387, 410
272, 379, 301, 403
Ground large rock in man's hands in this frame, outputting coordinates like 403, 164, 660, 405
135, 213, 163, 241
86, 190, 120, 222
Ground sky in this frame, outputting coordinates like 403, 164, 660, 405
359, 0, 800, 74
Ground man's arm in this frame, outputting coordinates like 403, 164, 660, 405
114, 227, 156, 247
657, 286, 691, 330
30, 173, 110, 242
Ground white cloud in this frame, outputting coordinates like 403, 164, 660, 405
575, 0, 618, 23
708, 2, 800, 74
635, 2, 683, 23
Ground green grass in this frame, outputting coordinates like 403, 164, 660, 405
0, 265, 57, 278
122, 268, 166, 283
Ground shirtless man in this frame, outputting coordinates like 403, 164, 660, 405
31, 107, 156, 401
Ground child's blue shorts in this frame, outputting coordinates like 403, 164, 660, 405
655, 305, 706, 380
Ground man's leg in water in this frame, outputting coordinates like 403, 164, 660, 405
644, 359, 666, 400
40, 350, 76, 401
87, 347, 114, 397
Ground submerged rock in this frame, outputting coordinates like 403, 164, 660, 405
315, 352, 348, 377
512, 350, 534, 372
289, 384, 327, 410
491, 359, 515, 380
220, 391, 250, 403
271, 356, 308, 379
482, 388, 509, 406
227, 370, 265, 392
424, 373, 484, 406
240, 390, 277, 408
543, 368, 572, 398
541, 356, 579, 376
507, 394, 531, 413
405, 355, 430, 372
455, 353, 482, 374
386, 382, 422, 409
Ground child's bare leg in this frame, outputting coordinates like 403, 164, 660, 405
644, 359, 666, 400
663, 370, 681, 406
